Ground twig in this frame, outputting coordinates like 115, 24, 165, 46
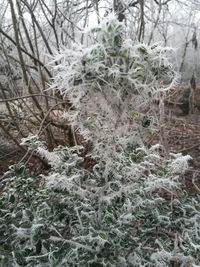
174, 143, 200, 153
192, 173, 200, 193
0, 94, 63, 103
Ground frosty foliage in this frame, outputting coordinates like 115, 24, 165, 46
1, 15, 199, 267
0, 140, 199, 266
168, 153, 192, 175
50, 14, 176, 159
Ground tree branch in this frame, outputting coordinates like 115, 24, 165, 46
153, 0, 172, 5
0, 28, 52, 78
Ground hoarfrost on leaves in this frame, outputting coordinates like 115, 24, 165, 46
2, 14, 199, 267
168, 153, 192, 174
50, 15, 177, 161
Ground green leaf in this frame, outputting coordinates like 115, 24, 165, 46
35, 239, 42, 254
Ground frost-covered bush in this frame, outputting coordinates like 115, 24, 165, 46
50, 14, 177, 160
1, 14, 198, 267
1, 137, 200, 266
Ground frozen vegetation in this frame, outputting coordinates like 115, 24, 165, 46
0, 15, 200, 267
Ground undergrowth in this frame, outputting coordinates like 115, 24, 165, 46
0, 143, 200, 266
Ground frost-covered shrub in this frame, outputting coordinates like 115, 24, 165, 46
50, 14, 177, 160
1, 138, 200, 266
1, 14, 197, 267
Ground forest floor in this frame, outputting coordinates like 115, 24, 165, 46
151, 107, 200, 195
